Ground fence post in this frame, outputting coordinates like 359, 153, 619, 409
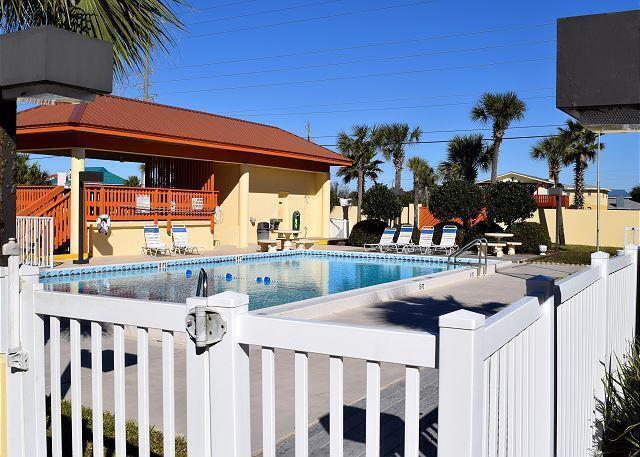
438, 309, 485, 457
591, 251, 610, 403
624, 244, 639, 338
186, 291, 251, 457
526, 276, 556, 457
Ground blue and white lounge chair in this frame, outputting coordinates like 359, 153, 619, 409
171, 225, 201, 255
414, 226, 435, 254
431, 225, 458, 255
389, 225, 415, 253
364, 227, 396, 252
142, 225, 171, 256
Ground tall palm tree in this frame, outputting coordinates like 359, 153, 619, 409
438, 134, 491, 182
530, 136, 567, 185
0, 0, 183, 249
336, 125, 382, 222
471, 91, 526, 183
406, 156, 429, 227
376, 123, 422, 193
559, 120, 604, 208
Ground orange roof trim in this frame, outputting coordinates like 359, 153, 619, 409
17, 95, 350, 166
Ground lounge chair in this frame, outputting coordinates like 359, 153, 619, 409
171, 225, 201, 255
142, 225, 171, 256
412, 226, 435, 254
389, 225, 415, 253
431, 225, 458, 255
364, 227, 396, 252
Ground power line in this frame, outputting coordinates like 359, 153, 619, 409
318, 133, 560, 147
226, 95, 554, 117
310, 123, 565, 139
163, 57, 554, 95
223, 86, 554, 115
187, 0, 344, 25
188, 0, 260, 13
163, 21, 554, 70
184, 0, 440, 38
153, 39, 554, 85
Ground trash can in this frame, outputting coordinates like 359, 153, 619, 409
257, 222, 270, 241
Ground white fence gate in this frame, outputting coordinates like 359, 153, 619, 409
2, 244, 638, 456
16, 216, 54, 268
438, 244, 639, 457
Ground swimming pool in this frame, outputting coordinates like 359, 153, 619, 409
41, 251, 465, 311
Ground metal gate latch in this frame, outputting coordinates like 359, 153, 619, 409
185, 306, 227, 348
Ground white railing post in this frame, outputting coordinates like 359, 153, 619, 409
526, 275, 556, 457
438, 309, 485, 457
591, 251, 610, 364
186, 291, 251, 457
624, 244, 639, 337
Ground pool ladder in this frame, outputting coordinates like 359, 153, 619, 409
196, 268, 208, 297
447, 238, 488, 277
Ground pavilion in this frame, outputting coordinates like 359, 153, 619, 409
16, 95, 350, 257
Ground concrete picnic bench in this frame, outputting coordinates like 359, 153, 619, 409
485, 233, 521, 257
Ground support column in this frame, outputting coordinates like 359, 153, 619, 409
321, 172, 331, 238
238, 164, 250, 248
69, 148, 85, 255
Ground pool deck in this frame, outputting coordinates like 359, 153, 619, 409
42, 249, 581, 455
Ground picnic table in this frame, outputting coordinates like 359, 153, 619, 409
272, 229, 300, 251
485, 232, 513, 257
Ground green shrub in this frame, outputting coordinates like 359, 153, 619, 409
509, 222, 551, 253
596, 339, 640, 456
348, 219, 388, 247
362, 184, 403, 221
484, 181, 537, 226
430, 180, 484, 229
464, 220, 503, 246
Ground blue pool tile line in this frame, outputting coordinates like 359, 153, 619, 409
40, 249, 473, 278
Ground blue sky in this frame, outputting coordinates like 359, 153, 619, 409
23, 0, 640, 190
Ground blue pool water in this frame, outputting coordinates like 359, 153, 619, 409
42, 252, 458, 311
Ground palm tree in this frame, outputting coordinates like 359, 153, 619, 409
559, 120, 604, 208
530, 136, 567, 185
438, 134, 491, 182
407, 156, 428, 227
376, 123, 422, 193
0, 0, 183, 249
471, 91, 527, 183
336, 125, 383, 222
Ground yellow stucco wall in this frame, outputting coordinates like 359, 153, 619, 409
530, 208, 640, 247
87, 220, 215, 257
85, 163, 331, 254
565, 190, 609, 210
329, 204, 421, 226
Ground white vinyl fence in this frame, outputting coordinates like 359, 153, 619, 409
438, 244, 639, 457
2, 244, 638, 457
16, 216, 54, 268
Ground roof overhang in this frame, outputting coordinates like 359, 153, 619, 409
16, 124, 351, 171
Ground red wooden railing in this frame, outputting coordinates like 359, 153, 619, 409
84, 185, 218, 222
534, 194, 569, 208
16, 186, 56, 213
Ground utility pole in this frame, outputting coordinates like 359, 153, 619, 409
306, 121, 311, 141
138, 41, 156, 102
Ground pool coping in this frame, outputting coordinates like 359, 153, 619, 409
253, 259, 509, 319
39, 250, 508, 319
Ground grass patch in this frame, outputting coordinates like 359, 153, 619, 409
48, 399, 187, 456
529, 244, 620, 265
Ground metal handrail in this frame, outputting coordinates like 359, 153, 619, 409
196, 268, 208, 297
447, 238, 488, 276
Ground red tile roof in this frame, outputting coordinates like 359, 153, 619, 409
17, 95, 349, 165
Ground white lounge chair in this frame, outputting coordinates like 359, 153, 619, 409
389, 225, 415, 253
171, 225, 201, 255
431, 225, 458, 255
142, 225, 171, 256
364, 227, 396, 252
412, 226, 435, 254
